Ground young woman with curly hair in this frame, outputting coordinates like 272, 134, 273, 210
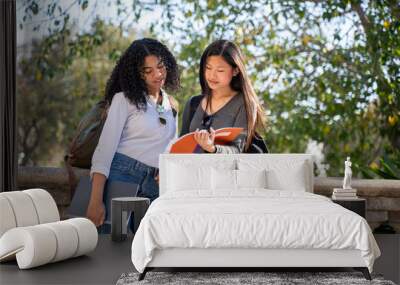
180, 39, 265, 153
87, 38, 180, 230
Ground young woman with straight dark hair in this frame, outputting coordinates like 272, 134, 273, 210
180, 39, 265, 153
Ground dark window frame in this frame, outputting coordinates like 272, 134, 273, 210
0, 0, 17, 192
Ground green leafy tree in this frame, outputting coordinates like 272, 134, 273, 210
17, 19, 138, 166
19, 0, 399, 177
131, 0, 399, 176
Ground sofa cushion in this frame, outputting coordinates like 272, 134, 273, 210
0, 189, 60, 238
23, 189, 60, 224
0, 218, 97, 269
0, 191, 39, 228
0, 189, 97, 270
0, 196, 17, 237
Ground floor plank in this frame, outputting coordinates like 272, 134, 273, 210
0, 235, 134, 285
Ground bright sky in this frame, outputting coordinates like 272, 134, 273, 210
16, 0, 161, 49
17, 0, 359, 48
16, 0, 368, 106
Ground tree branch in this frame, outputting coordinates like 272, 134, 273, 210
350, 1, 392, 93
387, 0, 400, 21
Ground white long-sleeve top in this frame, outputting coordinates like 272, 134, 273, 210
90, 92, 177, 178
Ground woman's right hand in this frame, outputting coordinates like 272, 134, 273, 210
86, 172, 107, 227
86, 198, 105, 227
194, 128, 216, 153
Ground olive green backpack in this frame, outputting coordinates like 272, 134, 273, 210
65, 100, 110, 169
64, 100, 110, 194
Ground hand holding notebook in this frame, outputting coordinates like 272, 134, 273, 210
168, 127, 243, 153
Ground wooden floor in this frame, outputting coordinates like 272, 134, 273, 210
0, 235, 134, 285
0, 234, 398, 284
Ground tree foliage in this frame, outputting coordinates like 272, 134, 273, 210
136, 0, 399, 176
17, 19, 137, 165
18, 0, 399, 177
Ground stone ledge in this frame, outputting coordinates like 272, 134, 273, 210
16, 166, 400, 227
17, 166, 89, 206
366, 211, 389, 223
389, 211, 400, 223
314, 177, 400, 198
367, 198, 400, 211
17, 167, 400, 197
17, 166, 89, 187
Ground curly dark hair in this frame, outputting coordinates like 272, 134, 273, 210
104, 38, 180, 110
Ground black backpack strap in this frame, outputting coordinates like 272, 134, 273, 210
247, 132, 269, 153
189, 95, 203, 123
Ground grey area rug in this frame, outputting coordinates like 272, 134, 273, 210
116, 272, 396, 285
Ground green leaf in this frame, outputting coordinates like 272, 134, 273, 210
81, 0, 89, 10
360, 168, 376, 179
380, 159, 400, 179
370, 168, 397, 179
31, 2, 39, 15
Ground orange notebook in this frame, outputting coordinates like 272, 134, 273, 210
169, 127, 244, 153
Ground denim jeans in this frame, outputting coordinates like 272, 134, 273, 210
99, 152, 159, 234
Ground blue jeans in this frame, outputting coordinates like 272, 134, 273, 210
99, 152, 159, 233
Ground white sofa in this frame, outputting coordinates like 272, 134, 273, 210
131, 154, 380, 280
0, 188, 98, 269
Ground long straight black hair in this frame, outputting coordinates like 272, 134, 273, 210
199, 39, 266, 150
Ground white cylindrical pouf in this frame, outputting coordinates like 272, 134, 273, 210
0, 192, 39, 227
23, 189, 60, 223
0, 226, 57, 269
0, 196, 17, 237
42, 221, 79, 262
65, 218, 98, 257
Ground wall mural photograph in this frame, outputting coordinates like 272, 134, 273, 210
1, 0, 399, 284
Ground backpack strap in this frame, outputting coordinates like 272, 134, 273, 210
64, 157, 79, 198
189, 95, 204, 123
247, 132, 269, 153
167, 95, 179, 117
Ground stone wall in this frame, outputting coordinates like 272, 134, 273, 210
17, 166, 89, 219
16, 166, 400, 232
314, 177, 400, 232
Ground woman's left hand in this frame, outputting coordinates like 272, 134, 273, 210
194, 127, 216, 153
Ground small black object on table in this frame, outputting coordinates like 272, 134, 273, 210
111, 197, 150, 242
331, 197, 366, 218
